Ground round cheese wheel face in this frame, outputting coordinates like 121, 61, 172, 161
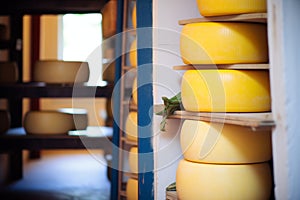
125, 111, 138, 142
0, 61, 19, 83
180, 120, 272, 164
181, 69, 271, 112
24, 111, 75, 135
129, 39, 137, 67
176, 159, 272, 200
0, 110, 10, 134
33, 60, 89, 84
196, 0, 267, 16
180, 22, 268, 64
126, 178, 138, 200
129, 147, 138, 173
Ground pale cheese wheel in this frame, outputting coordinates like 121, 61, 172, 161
129, 39, 137, 67
0, 61, 19, 83
132, 3, 136, 29
129, 147, 138, 173
125, 111, 138, 142
176, 159, 272, 200
196, 0, 267, 16
180, 22, 268, 64
126, 178, 138, 200
181, 69, 271, 112
180, 120, 272, 164
33, 60, 89, 84
57, 108, 88, 130
0, 110, 10, 134
132, 77, 138, 105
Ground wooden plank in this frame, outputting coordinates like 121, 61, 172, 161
179, 13, 267, 25
173, 63, 269, 70
171, 111, 275, 130
166, 191, 178, 200
124, 172, 138, 179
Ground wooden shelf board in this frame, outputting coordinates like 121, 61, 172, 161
122, 65, 136, 71
179, 12, 267, 25
170, 111, 275, 130
166, 191, 178, 200
124, 172, 138, 179
173, 63, 269, 70
121, 136, 138, 146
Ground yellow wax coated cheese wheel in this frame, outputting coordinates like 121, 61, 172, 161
126, 178, 138, 200
176, 159, 272, 200
196, 0, 267, 16
33, 60, 90, 84
129, 147, 138, 173
132, 3, 136, 29
0, 61, 19, 83
181, 69, 271, 112
180, 22, 268, 64
180, 120, 272, 164
129, 39, 137, 67
132, 77, 138, 105
0, 110, 10, 134
125, 111, 138, 142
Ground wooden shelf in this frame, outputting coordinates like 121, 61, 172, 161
0, 82, 114, 98
0, 126, 113, 151
173, 63, 269, 70
169, 111, 275, 131
121, 136, 138, 146
179, 12, 267, 25
124, 172, 138, 179
166, 191, 178, 200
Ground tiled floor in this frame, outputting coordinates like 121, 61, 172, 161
0, 150, 111, 200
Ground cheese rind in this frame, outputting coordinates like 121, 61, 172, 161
0, 61, 19, 83
126, 178, 138, 200
129, 39, 137, 67
132, 4, 136, 29
181, 69, 271, 112
125, 111, 138, 142
180, 22, 268, 64
196, 0, 267, 16
0, 110, 10, 134
180, 120, 272, 164
176, 159, 272, 200
33, 60, 89, 84
132, 77, 138, 105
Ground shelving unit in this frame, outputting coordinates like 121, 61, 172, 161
0, 0, 111, 182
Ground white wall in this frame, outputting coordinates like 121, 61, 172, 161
152, 1, 200, 199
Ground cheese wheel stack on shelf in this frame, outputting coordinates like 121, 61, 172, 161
0, 61, 19, 83
176, 1, 272, 199
0, 109, 10, 134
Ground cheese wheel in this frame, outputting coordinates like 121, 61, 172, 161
33, 60, 90, 84
129, 147, 138, 173
0, 110, 10, 134
126, 178, 138, 200
180, 22, 268, 64
24, 111, 76, 135
0, 24, 7, 40
0, 61, 19, 83
181, 69, 271, 112
132, 3, 136, 29
196, 0, 267, 16
176, 159, 272, 200
180, 120, 272, 164
132, 77, 138, 105
125, 111, 138, 142
57, 108, 88, 130
129, 39, 137, 67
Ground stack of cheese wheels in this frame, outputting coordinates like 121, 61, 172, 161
0, 110, 10, 134
33, 60, 90, 84
196, 0, 267, 17
24, 108, 88, 135
125, 111, 138, 142
0, 61, 19, 83
129, 39, 137, 67
126, 178, 138, 200
132, 3, 136, 29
